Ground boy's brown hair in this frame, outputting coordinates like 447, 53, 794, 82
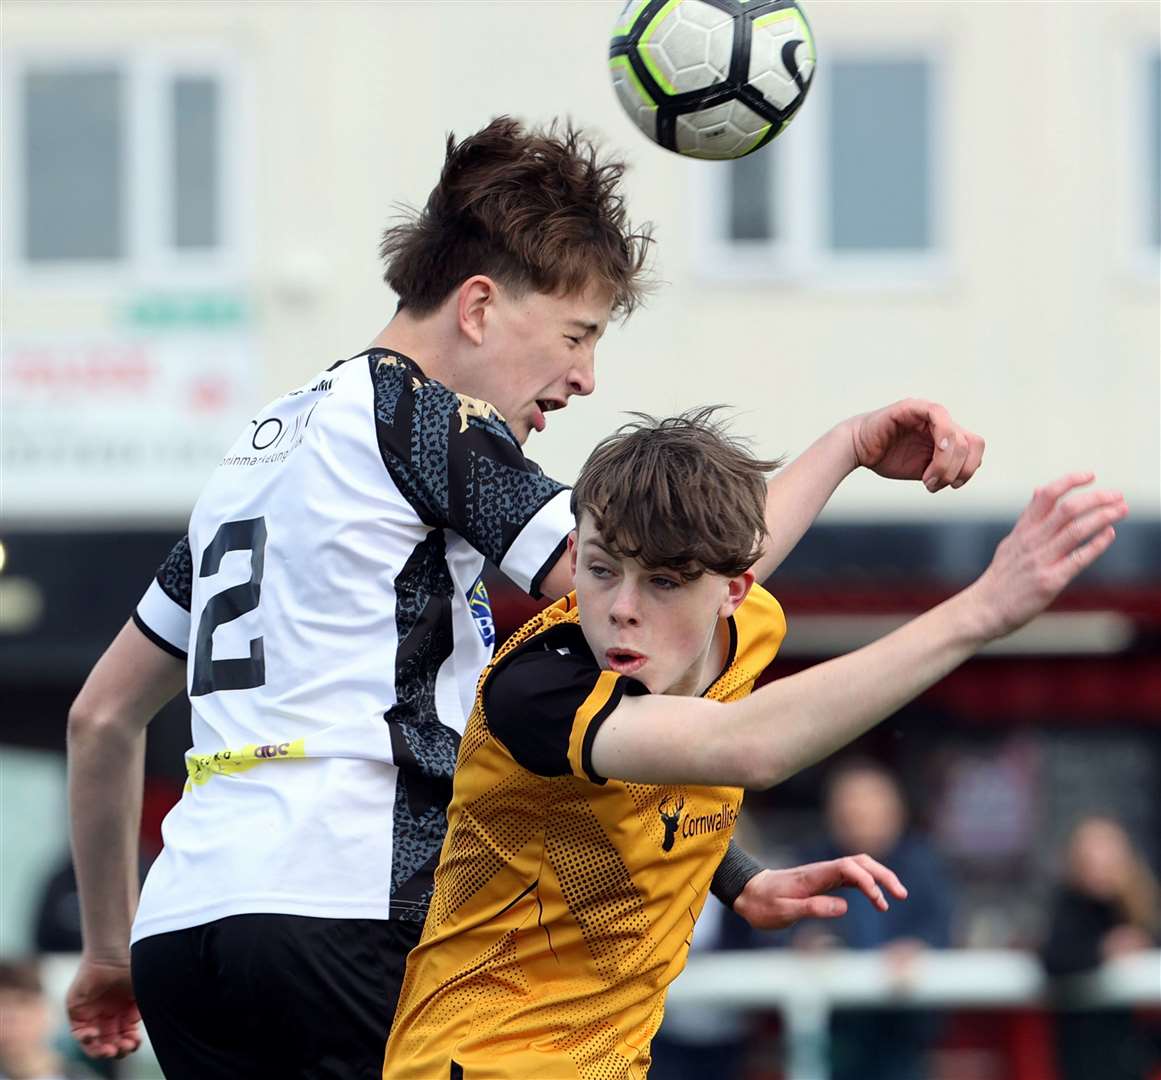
380, 116, 653, 317
571, 408, 782, 580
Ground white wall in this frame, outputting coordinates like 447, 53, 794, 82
3, 0, 1157, 522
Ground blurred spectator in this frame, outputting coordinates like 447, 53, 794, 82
34, 854, 151, 956
648, 893, 759, 1080
1041, 815, 1161, 1080
791, 759, 953, 1080
0, 960, 94, 1080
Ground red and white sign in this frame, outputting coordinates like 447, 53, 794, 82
2, 334, 256, 522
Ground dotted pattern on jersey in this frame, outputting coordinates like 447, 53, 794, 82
397, 928, 529, 1052
545, 781, 650, 983
624, 782, 681, 849
387, 529, 461, 916
554, 1016, 627, 1080
426, 769, 545, 933
155, 534, 193, 611
711, 662, 761, 703
455, 705, 490, 770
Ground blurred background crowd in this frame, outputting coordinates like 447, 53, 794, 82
1, 2, 1158, 1078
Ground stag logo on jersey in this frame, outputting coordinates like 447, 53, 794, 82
455, 393, 505, 433
468, 577, 495, 647
658, 793, 685, 852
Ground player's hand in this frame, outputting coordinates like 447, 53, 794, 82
732, 855, 908, 931
67, 956, 142, 1060
968, 472, 1127, 639
849, 399, 985, 492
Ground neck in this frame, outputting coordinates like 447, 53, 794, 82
369, 309, 460, 389
667, 617, 731, 698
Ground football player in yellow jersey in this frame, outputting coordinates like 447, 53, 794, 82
385, 411, 1125, 1080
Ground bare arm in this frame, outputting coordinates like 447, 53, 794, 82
592, 473, 1124, 789
751, 399, 985, 583
67, 619, 185, 1058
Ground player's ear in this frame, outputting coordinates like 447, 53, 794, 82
457, 276, 496, 346
719, 570, 754, 619
567, 531, 579, 577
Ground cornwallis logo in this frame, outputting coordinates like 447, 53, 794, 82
658, 794, 685, 852
469, 577, 495, 648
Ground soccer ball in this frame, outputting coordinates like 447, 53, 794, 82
609, 0, 816, 160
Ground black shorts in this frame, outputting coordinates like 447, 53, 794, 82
131, 913, 423, 1080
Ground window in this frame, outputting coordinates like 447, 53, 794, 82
24, 68, 125, 262
3, 50, 248, 282
694, 53, 945, 284
827, 60, 931, 251
1147, 50, 1160, 252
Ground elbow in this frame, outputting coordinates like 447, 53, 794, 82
730, 744, 789, 791
67, 695, 106, 745
67, 692, 134, 747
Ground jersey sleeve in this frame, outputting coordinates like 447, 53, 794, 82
484, 647, 648, 784
369, 352, 571, 597
132, 535, 192, 660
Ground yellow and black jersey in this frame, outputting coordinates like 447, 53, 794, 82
384, 585, 786, 1080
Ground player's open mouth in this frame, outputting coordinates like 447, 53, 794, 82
606, 649, 646, 675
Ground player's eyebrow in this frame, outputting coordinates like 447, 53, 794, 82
582, 536, 621, 558
567, 319, 600, 334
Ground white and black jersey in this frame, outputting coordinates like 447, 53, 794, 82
131, 349, 572, 942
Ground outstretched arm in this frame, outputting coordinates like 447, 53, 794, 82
751, 399, 985, 583
592, 473, 1124, 789
67, 620, 185, 1059
735, 855, 909, 929
712, 840, 909, 930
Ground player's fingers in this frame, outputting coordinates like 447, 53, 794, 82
851, 854, 909, 900
70, 1023, 99, 1046
919, 404, 956, 489
1026, 472, 1096, 523
1060, 525, 1119, 584
114, 1034, 142, 1058
938, 432, 971, 491
950, 433, 985, 489
837, 856, 889, 910
1046, 494, 1127, 563
792, 895, 849, 921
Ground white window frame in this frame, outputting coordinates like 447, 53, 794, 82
0, 45, 252, 289
691, 43, 951, 290
1123, 45, 1161, 281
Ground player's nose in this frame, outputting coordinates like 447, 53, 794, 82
609, 582, 640, 625
567, 350, 596, 397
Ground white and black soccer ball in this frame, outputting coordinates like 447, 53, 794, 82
609, 0, 816, 160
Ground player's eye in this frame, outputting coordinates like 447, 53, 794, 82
565, 335, 582, 346
651, 576, 680, 590
587, 562, 613, 579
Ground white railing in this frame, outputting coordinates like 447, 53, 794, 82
665, 949, 1161, 1080
42, 949, 1161, 1080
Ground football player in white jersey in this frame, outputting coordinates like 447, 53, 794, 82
65, 117, 986, 1078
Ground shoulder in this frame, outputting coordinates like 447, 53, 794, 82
732, 584, 787, 670
486, 624, 599, 720
483, 621, 641, 781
